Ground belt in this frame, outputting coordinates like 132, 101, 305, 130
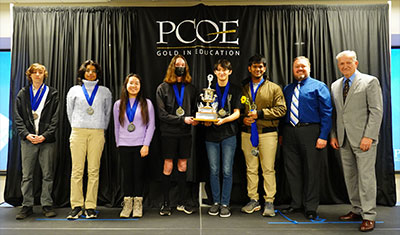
287, 123, 318, 127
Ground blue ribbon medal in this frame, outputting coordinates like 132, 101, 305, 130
82, 84, 99, 115
215, 81, 230, 117
249, 78, 264, 156
29, 84, 47, 120
126, 98, 139, 132
173, 83, 185, 116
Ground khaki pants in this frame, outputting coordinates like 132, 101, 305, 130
241, 131, 277, 203
69, 128, 105, 209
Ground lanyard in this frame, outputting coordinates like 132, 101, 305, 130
250, 78, 264, 107
216, 81, 230, 110
29, 84, 47, 111
126, 98, 139, 123
82, 83, 99, 106
172, 83, 185, 107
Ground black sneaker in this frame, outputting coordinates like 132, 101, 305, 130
85, 209, 97, 219
16, 206, 33, 220
177, 204, 194, 215
67, 207, 82, 220
159, 202, 171, 216
208, 203, 220, 216
42, 206, 56, 218
219, 205, 231, 218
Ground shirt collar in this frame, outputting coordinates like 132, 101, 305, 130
345, 70, 357, 83
298, 76, 310, 86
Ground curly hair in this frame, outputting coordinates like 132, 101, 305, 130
25, 63, 48, 83
163, 55, 192, 84
119, 74, 149, 126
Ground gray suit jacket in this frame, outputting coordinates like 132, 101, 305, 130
331, 70, 383, 147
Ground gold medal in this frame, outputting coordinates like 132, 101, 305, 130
127, 123, 135, 132
87, 107, 94, 115
218, 109, 227, 117
33, 112, 39, 120
176, 106, 185, 116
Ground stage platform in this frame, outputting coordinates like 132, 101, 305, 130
0, 204, 399, 234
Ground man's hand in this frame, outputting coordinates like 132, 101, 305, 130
203, 121, 212, 127
184, 117, 198, 125
360, 137, 373, 152
26, 134, 39, 144
315, 138, 327, 149
243, 117, 255, 126
330, 137, 340, 150
36, 135, 46, 144
248, 110, 258, 119
215, 118, 225, 126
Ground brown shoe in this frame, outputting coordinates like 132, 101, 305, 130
338, 211, 362, 221
360, 219, 375, 232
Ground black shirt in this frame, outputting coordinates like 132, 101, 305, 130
204, 82, 242, 142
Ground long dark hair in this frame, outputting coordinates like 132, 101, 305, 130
119, 73, 149, 126
77, 60, 103, 85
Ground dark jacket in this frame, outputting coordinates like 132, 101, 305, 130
156, 82, 196, 136
240, 77, 286, 133
14, 85, 59, 143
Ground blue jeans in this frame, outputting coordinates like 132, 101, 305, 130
205, 135, 236, 206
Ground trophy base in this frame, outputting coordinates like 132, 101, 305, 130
194, 111, 218, 122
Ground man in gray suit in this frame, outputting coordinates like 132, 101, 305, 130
330, 50, 383, 232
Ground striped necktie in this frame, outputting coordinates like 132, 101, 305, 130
289, 82, 300, 127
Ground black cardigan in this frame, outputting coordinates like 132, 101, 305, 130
156, 82, 197, 136
14, 85, 59, 143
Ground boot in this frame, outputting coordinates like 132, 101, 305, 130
120, 197, 133, 218
133, 197, 143, 218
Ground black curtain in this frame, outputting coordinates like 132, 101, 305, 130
6, 4, 396, 208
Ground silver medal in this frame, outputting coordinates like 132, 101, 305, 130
251, 148, 259, 157
127, 123, 135, 132
176, 106, 185, 116
218, 109, 227, 117
250, 103, 257, 111
87, 107, 94, 115
33, 112, 39, 120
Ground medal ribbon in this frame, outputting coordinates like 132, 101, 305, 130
126, 98, 139, 123
30, 84, 47, 111
173, 83, 185, 108
82, 83, 99, 107
249, 79, 264, 148
216, 81, 230, 110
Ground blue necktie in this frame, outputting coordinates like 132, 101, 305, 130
289, 82, 300, 126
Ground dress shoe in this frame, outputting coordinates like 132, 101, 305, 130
339, 211, 362, 221
281, 207, 302, 214
305, 211, 317, 220
360, 219, 375, 232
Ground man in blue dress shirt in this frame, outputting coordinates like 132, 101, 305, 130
280, 56, 332, 219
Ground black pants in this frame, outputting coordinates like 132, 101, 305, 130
119, 146, 145, 197
282, 124, 325, 212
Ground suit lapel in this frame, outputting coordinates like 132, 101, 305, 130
336, 77, 345, 108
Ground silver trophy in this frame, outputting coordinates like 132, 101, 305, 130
194, 74, 218, 121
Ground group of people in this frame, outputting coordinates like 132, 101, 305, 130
14, 50, 383, 232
